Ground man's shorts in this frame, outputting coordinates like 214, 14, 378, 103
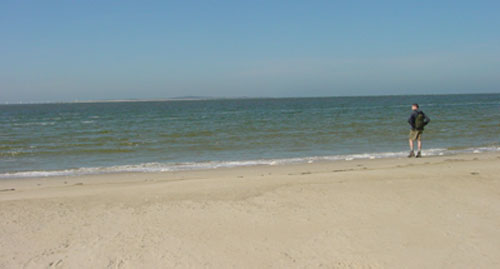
409, 129, 423, 141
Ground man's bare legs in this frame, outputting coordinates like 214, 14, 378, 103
416, 139, 422, 157
408, 139, 415, 157
408, 139, 422, 157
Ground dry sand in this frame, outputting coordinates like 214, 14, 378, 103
1, 152, 500, 268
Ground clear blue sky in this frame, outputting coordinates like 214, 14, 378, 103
1, 0, 499, 102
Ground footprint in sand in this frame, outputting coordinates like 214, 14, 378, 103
48, 259, 63, 267
0, 188, 15, 192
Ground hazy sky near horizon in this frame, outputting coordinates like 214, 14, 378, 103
1, 1, 499, 102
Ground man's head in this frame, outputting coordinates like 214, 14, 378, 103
412, 103, 419, 111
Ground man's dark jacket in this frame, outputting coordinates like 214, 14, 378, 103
408, 110, 430, 130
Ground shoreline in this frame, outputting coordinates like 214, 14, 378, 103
0, 151, 498, 194
1, 151, 500, 268
2, 146, 499, 180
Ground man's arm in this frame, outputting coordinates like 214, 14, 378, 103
424, 112, 431, 125
408, 113, 415, 128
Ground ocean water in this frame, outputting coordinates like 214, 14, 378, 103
1, 94, 499, 178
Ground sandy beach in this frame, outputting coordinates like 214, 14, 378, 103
1, 152, 500, 268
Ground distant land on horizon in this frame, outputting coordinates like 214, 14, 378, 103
1, 92, 499, 105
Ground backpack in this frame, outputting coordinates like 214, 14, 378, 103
415, 111, 425, 130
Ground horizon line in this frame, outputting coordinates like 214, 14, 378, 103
1, 92, 499, 105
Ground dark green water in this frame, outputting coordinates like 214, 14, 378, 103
1, 94, 499, 178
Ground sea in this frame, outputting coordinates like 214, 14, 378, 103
1, 94, 499, 178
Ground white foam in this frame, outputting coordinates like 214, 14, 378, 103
1, 146, 499, 179
13, 121, 56, 126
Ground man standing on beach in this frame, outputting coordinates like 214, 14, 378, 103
408, 103, 430, 158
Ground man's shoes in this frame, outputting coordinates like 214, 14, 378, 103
408, 151, 415, 158
416, 151, 422, 158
